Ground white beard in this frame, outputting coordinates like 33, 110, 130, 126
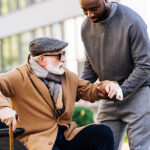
45, 58, 64, 75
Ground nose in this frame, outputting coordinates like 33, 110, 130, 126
87, 11, 94, 18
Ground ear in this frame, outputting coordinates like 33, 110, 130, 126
37, 55, 47, 68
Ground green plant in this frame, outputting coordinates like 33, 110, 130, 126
72, 107, 94, 127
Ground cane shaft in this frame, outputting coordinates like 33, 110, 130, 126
9, 124, 14, 150
9, 99, 14, 150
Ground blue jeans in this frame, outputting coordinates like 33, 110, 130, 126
53, 124, 114, 150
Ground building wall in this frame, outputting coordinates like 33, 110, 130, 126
0, 0, 85, 74
0, 0, 82, 38
0, 0, 149, 78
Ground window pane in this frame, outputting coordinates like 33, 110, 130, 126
43, 26, 52, 37
8, 0, 17, 12
19, 32, 33, 64
51, 23, 62, 40
2, 36, 19, 71
2, 38, 11, 71
1, 0, 8, 15
18, 0, 26, 9
75, 16, 85, 62
64, 19, 78, 74
75, 16, 85, 77
10, 36, 19, 68
34, 27, 45, 38
0, 0, 2, 15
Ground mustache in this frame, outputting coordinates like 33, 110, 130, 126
57, 62, 64, 67
91, 16, 98, 19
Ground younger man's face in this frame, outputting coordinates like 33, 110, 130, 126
79, 0, 107, 23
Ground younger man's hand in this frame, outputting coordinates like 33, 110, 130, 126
97, 80, 123, 100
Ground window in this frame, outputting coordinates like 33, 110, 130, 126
0, 0, 1, 15
8, 0, 18, 12
18, 0, 26, 9
2, 36, 19, 71
63, 19, 78, 74
75, 16, 85, 77
43, 25, 52, 37
9, 36, 19, 68
1, 0, 8, 15
33, 27, 45, 38
18, 32, 33, 64
51, 23, 63, 40
2, 38, 11, 71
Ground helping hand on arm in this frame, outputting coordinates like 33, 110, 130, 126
97, 80, 123, 100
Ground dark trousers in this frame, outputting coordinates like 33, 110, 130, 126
0, 121, 8, 129
53, 124, 114, 150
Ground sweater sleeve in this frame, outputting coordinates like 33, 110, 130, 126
81, 54, 98, 83
121, 23, 150, 98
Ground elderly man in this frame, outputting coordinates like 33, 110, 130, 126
0, 37, 121, 150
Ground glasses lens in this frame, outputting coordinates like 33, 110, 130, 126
57, 51, 65, 60
57, 54, 61, 60
62, 51, 65, 56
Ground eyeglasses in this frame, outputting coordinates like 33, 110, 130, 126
43, 51, 65, 61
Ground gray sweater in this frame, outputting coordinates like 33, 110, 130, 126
81, 2, 150, 98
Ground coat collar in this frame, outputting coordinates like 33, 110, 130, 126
25, 55, 67, 114
26, 55, 55, 110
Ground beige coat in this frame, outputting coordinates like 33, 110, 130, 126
0, 63, 100, 150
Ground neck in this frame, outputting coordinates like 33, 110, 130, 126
105, 2, 112, 19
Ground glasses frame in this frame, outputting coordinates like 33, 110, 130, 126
43, 51, 65, 61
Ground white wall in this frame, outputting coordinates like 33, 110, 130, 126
0, 0, 82, 39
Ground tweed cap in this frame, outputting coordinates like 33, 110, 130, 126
29, 37, 68, 56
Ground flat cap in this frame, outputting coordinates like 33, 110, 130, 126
29, 37, 68, 56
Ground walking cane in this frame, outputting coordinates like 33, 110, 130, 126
9, 124, 14, 150
9, 99, 14, 150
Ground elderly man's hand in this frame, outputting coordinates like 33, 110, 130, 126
0, 107, 19, 131
97, 80, 123, 100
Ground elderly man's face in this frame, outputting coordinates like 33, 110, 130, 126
39, 50, 65, 75
79, 0, 108, 23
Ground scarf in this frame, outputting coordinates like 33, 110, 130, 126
29, 57, 64, 117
